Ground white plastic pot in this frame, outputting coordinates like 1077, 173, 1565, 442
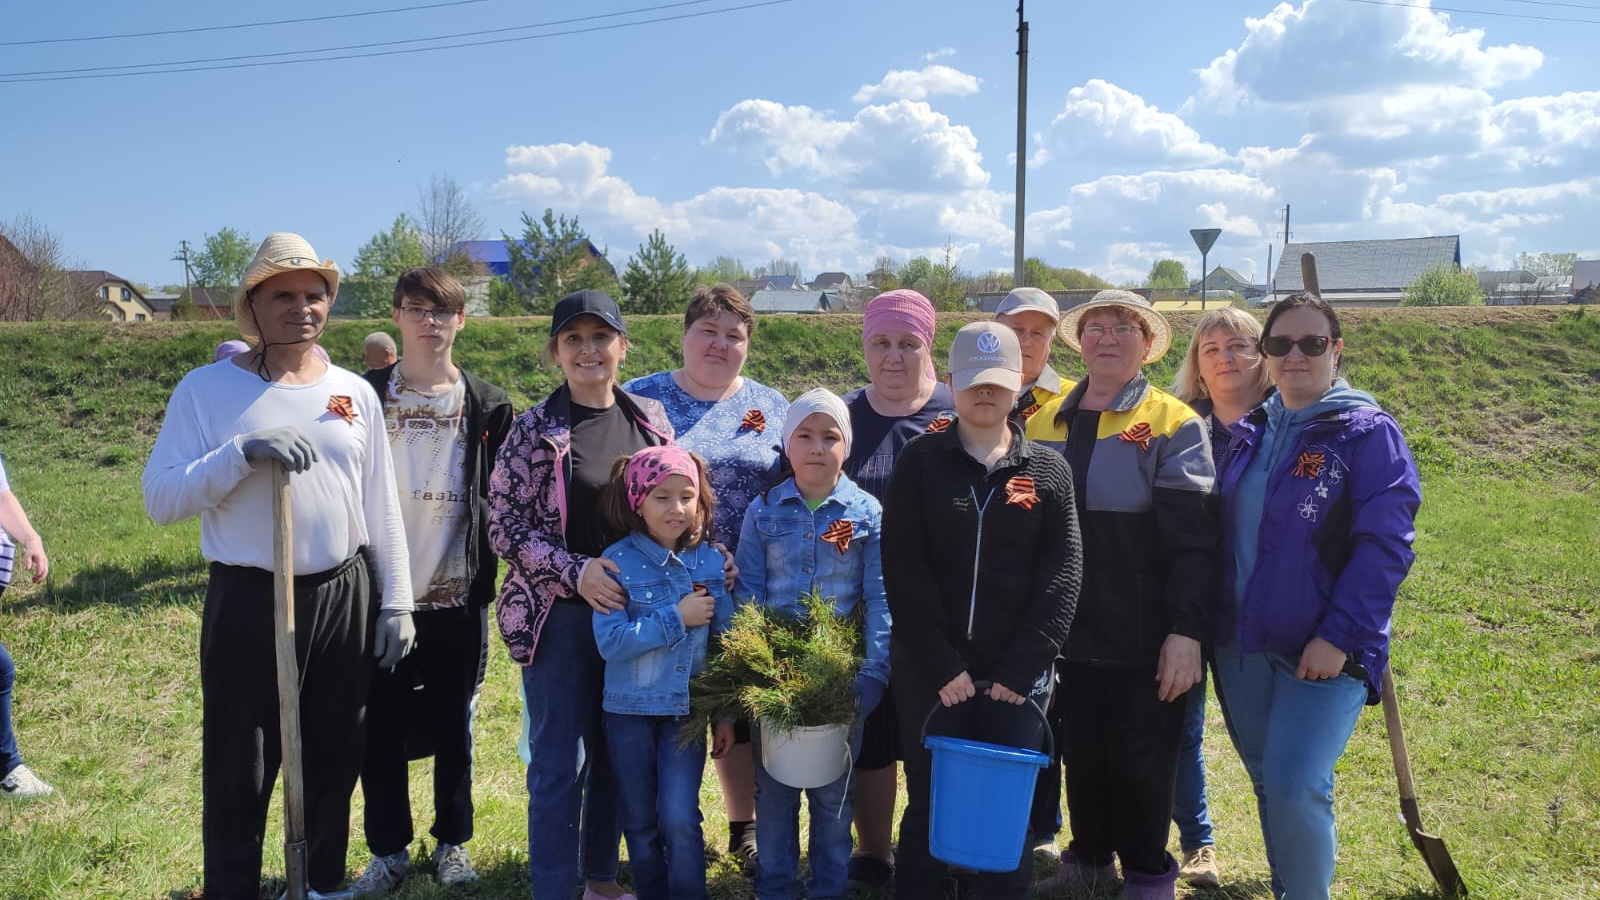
758, 719, 852, 789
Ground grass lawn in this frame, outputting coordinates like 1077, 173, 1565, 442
0, 308, 1597, 899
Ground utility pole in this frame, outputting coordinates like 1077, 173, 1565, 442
172, 239, 219, 318
1273, 204, 1292, 304
1013, 1, 1028, 288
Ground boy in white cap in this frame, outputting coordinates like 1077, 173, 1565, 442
143, 232, 415, 900
992, 287, 1067, 425
881, 322, 1083, 900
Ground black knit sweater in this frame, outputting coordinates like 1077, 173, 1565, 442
881, 422, 1083, 696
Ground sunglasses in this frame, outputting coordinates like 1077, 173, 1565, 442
1260, 335, 1333, 357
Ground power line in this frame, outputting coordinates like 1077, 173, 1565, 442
1330, 0, 1600, 24
0, 0, 519, 47
0, 0, 812, 84
0, 0, 724, 78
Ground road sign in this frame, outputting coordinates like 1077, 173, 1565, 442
1190, 228, 1221, 254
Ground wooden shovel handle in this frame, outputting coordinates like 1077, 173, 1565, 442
1380, 665, 1419, 803
1301, 252, 1322, 298
272, 462, 309, 900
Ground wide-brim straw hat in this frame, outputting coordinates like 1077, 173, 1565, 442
236, 233, 340, 305
1058, 289, 1172, 364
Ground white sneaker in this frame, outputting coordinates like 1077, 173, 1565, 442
351, 850, 411, 896
1, 764, 53, 799
432, 842, 479, 886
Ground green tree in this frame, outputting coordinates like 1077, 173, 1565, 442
190, 227, 255, 292
926, 242, 967, 311
1515, 251, 1577, 277
695, 255, 749, 287
489, 209, 617, 316
898, 257, 935, 292
1402, 264, 1483, 307
171, 292, 198, 321
1147, 259, 1190, 290
622, 229, 692, 315
343, 215, 429, 317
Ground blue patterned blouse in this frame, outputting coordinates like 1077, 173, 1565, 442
622, 371, 789, 552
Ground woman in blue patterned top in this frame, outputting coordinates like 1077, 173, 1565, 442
623, 282, 787, 869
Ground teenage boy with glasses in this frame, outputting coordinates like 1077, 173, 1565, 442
353, 267, 513, 894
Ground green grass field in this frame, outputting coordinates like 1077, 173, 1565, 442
0, 307, 1596, 899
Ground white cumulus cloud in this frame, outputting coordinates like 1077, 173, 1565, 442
852, 65, 981, 103
1043, 79, 1231, 169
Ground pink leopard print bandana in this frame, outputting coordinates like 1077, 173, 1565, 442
624, 445, 700, 511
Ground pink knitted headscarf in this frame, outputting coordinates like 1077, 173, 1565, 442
862, 289, 938, 381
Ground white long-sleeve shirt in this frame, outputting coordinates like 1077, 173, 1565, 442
142, 359, 412, 610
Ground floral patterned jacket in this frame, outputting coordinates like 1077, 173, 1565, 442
489, 383, 673, 665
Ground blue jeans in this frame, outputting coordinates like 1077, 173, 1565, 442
604, 712, 709, 900
750, 721, 862, 900
0, 637, 19, 777
1171, 664, 1216, 852
1213, 645, 1367, 900
522, 602, 622, 900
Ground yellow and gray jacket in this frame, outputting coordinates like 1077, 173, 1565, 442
1025, 374, 1220, 666
1009, 364, 1069, 428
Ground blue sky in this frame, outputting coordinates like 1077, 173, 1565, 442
2, 0, 1596, 289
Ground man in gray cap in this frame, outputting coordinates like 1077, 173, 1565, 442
143, 232, 415, 900
993, 287, 1066, 426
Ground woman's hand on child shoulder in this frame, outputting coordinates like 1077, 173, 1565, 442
678, 584, 715, 627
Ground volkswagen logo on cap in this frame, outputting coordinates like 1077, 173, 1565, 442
976, 330, 1001, 354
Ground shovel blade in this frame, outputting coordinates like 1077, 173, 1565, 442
1401, 798, 1468, 898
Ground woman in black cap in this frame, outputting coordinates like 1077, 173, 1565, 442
490, 289, 674, 900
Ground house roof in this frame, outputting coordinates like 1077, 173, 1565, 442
810, 271, 850, 288
733, 279, 769, 298
68, 269, 143, 295
1209, 266, 1248, 284
1475, 269, 1533, 285
1274, 236, 1461, 293
755, 274, 800, 290
452, 238, 602, 265
748, 288, 834, 313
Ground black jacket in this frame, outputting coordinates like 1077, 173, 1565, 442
881, 422, 1083, 697
363, 363, 514, 608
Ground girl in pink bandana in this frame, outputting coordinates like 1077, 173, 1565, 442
593, 445, 733, 900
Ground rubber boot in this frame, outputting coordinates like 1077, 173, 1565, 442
1116, 853, 1178, 900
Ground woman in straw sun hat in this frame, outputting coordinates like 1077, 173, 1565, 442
1026, 290, 1219, 900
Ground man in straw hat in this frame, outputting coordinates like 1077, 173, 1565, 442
1025, 289, 1218, 899
143, 232, 416, 899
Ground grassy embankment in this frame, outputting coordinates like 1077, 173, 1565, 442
0, 307, 1595, 899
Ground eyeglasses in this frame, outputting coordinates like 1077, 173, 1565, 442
399, 306, 453, 324
1081, 324, 1142, 339
1260, 335, 1333, 357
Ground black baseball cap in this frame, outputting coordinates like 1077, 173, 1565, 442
550, 289, 628, 337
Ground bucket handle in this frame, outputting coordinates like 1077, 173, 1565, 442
919, 679, 1054, 760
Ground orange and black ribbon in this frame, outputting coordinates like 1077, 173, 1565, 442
925, 414, 954, 434
1119, 422, 1152, 452
327, 394, 357, 424
741, 409, 766, 433
1293, 451, 1326, 479
821, 519, 855, 554
1005, 476, 1041, 510
1019, 401, 1042, 421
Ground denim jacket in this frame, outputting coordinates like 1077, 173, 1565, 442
732, 474, 891, 689
593, 532, 733, 716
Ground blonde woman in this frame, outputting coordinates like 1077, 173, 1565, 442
1163, 306, 1272, 888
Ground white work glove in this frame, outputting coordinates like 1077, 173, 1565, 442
374, 609, 416, 668
241, 426, 318, 473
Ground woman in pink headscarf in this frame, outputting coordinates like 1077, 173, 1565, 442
840, 288, 953, 888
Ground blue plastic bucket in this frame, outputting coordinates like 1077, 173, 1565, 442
921, 681, 1053, 872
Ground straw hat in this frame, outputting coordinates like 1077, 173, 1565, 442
1058, 289, 1172, 364
236, 233, 340, 305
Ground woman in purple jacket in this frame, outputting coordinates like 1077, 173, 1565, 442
1214, 293, 1422, 900
491, 290, 674, 900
